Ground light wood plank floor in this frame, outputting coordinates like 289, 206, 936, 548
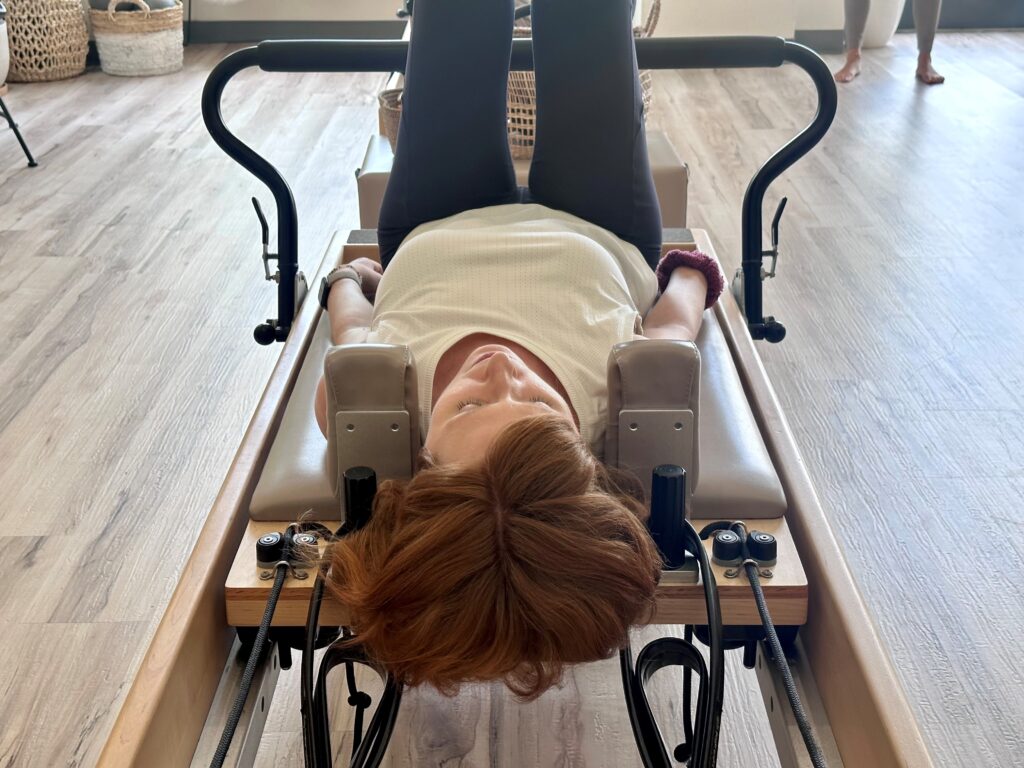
0, 31, 1021, 767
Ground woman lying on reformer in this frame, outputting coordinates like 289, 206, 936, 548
312, 0, 725, 699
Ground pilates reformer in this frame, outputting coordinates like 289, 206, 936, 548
99, 36, 936, 768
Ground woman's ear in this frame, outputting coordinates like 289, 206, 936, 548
415, 448, 436, 473
314, 376, 328, 438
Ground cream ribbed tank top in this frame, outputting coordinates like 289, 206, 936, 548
365, 203, 659, 455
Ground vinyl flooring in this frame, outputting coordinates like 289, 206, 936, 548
0, 31, 1020, 768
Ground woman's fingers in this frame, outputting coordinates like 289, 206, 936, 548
351, 256, 383, 273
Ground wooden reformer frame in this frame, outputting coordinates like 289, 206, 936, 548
99, 36, 936, 768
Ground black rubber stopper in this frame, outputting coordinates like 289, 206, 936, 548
650, 465, 687, 569
254, 323, 277, 346
256, 531, 284, 564
344, 466, 377, 532
712, 530, 743, 564
747, 530, 777, 562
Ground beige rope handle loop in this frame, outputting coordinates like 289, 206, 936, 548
107, 0, 152, 22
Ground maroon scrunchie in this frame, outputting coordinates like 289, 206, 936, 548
655, 249, 726, 309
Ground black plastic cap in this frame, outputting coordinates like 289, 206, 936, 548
712, 530, 743, 564
344, 466, 377, 532
650, 465, 687, 569
747, 530, 777, 562
254, 323, 277, 345
256, 531, 284, 564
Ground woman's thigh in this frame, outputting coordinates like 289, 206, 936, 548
526, 0, 662, 268
378, 0, 519, 267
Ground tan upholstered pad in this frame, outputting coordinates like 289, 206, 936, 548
690, 316, 787, 519
250, 306, 786, 521
250, 315, 337, 520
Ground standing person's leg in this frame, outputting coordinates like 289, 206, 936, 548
526, 0, 662, 269
913, 0, 945, 84
835, 0, 870, 83
377, 0, 518, 268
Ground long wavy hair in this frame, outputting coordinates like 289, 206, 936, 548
324, 414, 661, 700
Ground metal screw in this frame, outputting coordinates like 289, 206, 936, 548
724, 568, 740, 579
760, 568, 774, 579
259, 570, 273, 581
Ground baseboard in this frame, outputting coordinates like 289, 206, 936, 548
792, 30, 845, 54
186, 20, 406, 45
900, 1, 1024, 29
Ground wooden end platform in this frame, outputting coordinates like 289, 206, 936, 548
225, 516, 807, 627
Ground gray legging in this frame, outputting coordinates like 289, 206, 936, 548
844, 0, 942, 54
377, 0, 663, 271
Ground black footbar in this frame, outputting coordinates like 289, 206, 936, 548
201, 35, 836, 345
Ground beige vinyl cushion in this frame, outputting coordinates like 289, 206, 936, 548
251, 307, 785, 521
688, 315, 787, 519
250, 316, 336, 520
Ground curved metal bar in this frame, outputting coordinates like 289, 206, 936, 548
202, 36, 834, 343
741, 41, 838, 340
201, 46, 299, 343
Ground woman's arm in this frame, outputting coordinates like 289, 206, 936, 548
641, 266, 708, 342
327, 279, 374, 345
315, 258, 381, 436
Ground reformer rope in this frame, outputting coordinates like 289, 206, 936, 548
210, 561, 288, 768
745, 559, 827, 768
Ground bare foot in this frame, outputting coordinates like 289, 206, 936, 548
915, 57, 945, 85
834, 52, 862, 83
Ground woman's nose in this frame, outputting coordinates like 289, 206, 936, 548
481, 351, 521, 385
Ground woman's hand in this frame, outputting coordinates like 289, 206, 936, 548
349, 257, 384, 299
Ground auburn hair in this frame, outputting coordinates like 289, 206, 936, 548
325, 414, 662, 700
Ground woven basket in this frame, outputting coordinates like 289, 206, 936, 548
507, 0, 660, 159
91, 0, 182, 77
378, 88, 402, 153
380, 0, 661, 159
5, 0, 87, 82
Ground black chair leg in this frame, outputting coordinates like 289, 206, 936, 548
0, 96, 38, 167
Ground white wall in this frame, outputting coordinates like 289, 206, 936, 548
794, 0, 844, 30
186, 0, 844, 33
652, 0, 796, 38
191, 0, 397, 23
650, 0, 843, 37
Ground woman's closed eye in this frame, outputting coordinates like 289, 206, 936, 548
456, 396, 555, 412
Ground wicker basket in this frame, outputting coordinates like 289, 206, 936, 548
91, 0, 182, 77
380, 0, 661, 158
507, 0, 660, 159
5, 0, 87, 82
378, 88, 402, 153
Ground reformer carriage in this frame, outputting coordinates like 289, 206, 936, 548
99, 35, 934, 768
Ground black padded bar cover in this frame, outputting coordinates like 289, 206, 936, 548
256, 36, 787, 74
257, 39, 410, 73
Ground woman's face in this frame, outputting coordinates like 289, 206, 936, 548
425, 344, 577, 466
